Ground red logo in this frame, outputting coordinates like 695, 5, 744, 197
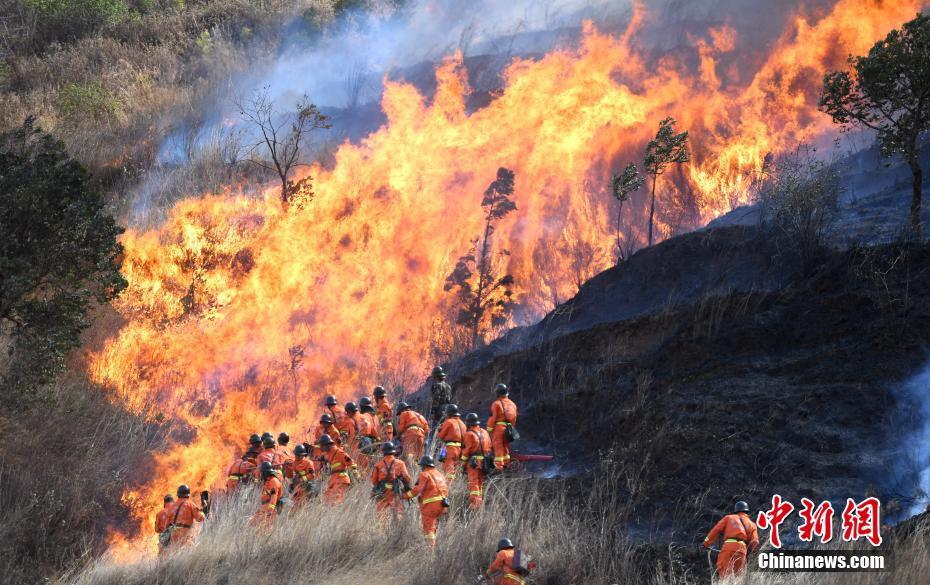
756, 495, 882, 548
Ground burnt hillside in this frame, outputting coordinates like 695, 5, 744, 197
449, 227, 930, 541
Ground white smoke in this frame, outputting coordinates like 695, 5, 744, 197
903, 359, 930, 516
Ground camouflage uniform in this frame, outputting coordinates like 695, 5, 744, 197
430, 378, 453, 425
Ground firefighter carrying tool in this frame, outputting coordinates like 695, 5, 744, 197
403, 455, 449, 547
318, 433, 357, 505
485, 538, 536, 585
437, 404, 466, 481
462, 412, 492, 509
487, 384, 518, 470
703, 501, 759, 579
371, 441, 412, 522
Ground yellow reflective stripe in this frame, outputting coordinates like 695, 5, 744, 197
503, 574, 525, 584
422, 495, 445, 504
336, 471, 349, 477
384, 483, 393, 488
228, 475, 240, 480
473, 455, 485, 460
268, 504, 276, 509
298, 471, 309, 479
494, 456, 507, 461
445, 442, 462, 447
460, 456, 468, 461
495, 422, 509, 426
469, 490, 482, 496
725, 538, 747, 544
405, 490, 414, 498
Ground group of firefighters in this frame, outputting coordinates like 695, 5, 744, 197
155, 367, 534, 583
153, 365, 762, 582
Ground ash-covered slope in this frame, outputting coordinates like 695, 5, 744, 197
447, 227, 930, 541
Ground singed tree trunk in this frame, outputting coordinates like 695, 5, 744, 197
615, 199, 624, 263
648, 174, 658, 247
909, 157, 923, 239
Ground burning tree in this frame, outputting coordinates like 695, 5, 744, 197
611, 162, 645, 262
235, 87, 331, 206
444, 167, 518, 350
820, 13, 930, 239
644, 117, 690, 247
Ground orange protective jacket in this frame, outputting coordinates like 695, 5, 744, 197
343, 412, 360, 444
371, 455, 412, 494
358, 412, 380, 440
704, 513, 760, 552
375, 398, 394, 437
462, 427, 492, 462
405, 466, 448, 503
438, 416, 467, 446
260, 474, 284, 513
255, 447, 286, 479
154, 504, 173, 534
398, 410, 429, 438
312, 422, 343, 445
322, 446, 356, 483
487, 397, 518, 431
168, 497, 204, 543
226, 457, 257, 490
488, 548, 525, 584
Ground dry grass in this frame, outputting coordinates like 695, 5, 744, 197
64, 466, 930, 585
67, 466, 645, 585
0, 374, 157, 585
0, 0, 344, 181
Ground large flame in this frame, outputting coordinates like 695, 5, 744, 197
89, 0, 925, 556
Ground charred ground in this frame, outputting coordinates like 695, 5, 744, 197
448, 226, 930, 545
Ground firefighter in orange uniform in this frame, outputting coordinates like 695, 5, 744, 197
256, 435, 286, 479
154, 494, 174, 555
397, 402, 429, 462
370, 441, 412, 522
324, 395, 348, 440
343, 401, 361, 450
357, 396, 381, 468
277, 432, 295, 478
252, 461, 283, 527
288, 444, 318, 504
437, 404, 466, 481
703, 501, 760, 579
318, 434, 356, 505
485, 538, 535, 585
168, 485, 204, 545
461, 412, 492, 509
403, 455, 449, 547
487, 383, 518, 470
373, 386, 394, 441
226, 449, 258, 492
310, 414, 343, 457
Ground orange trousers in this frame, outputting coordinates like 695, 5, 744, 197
466, 465, 485, 509
716, 542, 748, 579
375, 492, 404, 522
169, 526, 195, 546
492, 426, 511, 469
324, 475, 350, 505
442, 446, 462, 480
402, 430, 425, 461
420, 501, 447, 547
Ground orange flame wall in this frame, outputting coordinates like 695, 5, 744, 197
90, 0, 926, 554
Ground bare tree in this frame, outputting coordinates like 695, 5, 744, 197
344, 63, 368, 110
235, 87, 331, 206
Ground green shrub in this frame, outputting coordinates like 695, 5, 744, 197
56, 80, 122, 121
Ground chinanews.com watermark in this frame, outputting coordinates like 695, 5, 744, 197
753, 495, 890, 573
